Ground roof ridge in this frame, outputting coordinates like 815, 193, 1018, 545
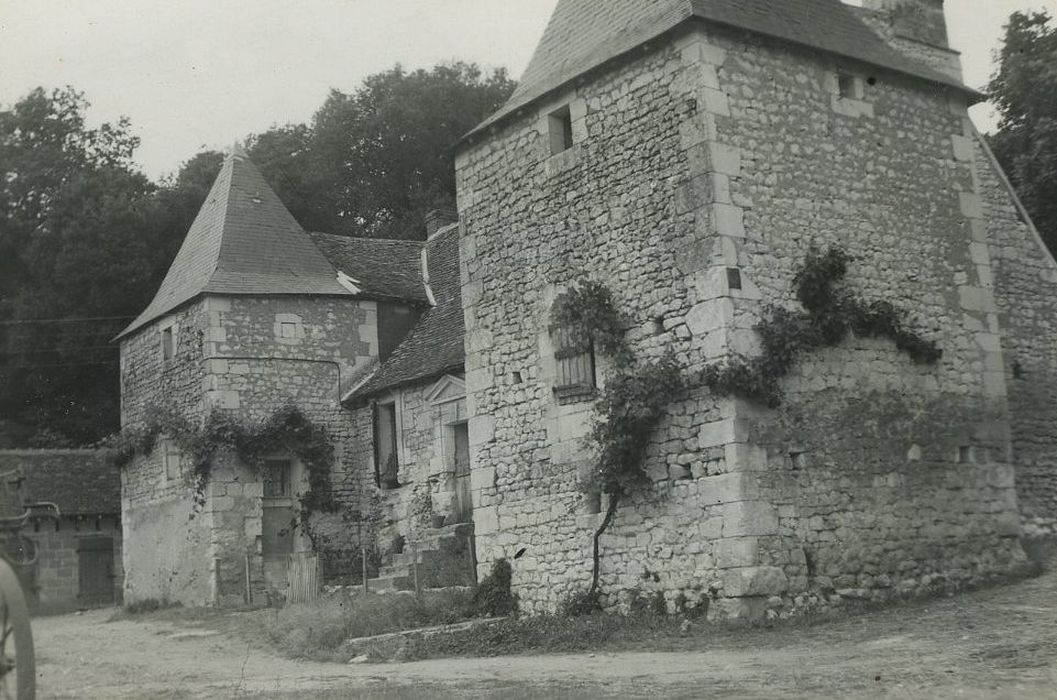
465, 0, 977, 141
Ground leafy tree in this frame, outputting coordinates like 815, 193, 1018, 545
988, 11, 1057, 253
252, 62, 515, 239
0, 88, 190, 446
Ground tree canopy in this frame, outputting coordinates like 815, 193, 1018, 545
988, 10, 1057, 253
250, 62, 514, 239
0, 62, 514, 446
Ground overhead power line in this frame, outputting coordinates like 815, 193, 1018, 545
3, 361, 117, 369
0, 315, 136, 325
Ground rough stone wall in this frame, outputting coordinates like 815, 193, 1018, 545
457, 33, 729, 613
28, 516, 123, 613
456, 25, 1028, 616
120, 294, 378, 604
976, 137, 1057, 536
711, 27, 1025, 613
120, 299, 214, 605
351, 376, 469, 555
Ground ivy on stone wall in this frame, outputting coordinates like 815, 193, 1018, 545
554, 246, 941, 605
703, 246, 942, 407
550, 280, 632, 363
109, 403, 338, 522
550, 281, 685, 601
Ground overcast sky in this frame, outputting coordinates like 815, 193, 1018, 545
2, 0, 1055, 180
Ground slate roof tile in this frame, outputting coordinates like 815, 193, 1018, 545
350, 224, 464, 398
307, 233, 429, 305
0, 450, 119, 517
468, 0, 977, 138
118, 148, 350, 339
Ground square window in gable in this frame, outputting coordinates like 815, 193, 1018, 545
837, 73, 859, 100
548, 105, 574, 155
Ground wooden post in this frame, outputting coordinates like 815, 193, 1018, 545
244, 553, 253, 605
361, 547, 368, 594
411, 541, 420, 595
466, 534, 477, 585
213, 558, 222, 606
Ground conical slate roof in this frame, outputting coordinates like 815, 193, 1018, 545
468, 0, 976, 138
118, 148, 350, 338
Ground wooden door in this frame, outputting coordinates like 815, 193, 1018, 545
78, 536, 115, 607
452, 423, 472, 524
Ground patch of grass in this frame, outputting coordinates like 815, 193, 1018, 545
399, 609, 689, 661
265, 587, 478, 660
115, 599, 183, 617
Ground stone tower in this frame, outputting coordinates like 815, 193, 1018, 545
858, 0, 962, 80
453, 0, 1047, 617
117, 149, 380, 605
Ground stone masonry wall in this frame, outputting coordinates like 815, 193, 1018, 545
976, 137, 1057, 536
708, 27, 1026, 615
351, 376, 469, 559
455, 24, 1028, 616
28, 516, 123, 613
121, 299, 214, 605
456, 32, 731, 614
120, 294, 378, 604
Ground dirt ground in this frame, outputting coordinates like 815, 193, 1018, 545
32, 567, 1057, 699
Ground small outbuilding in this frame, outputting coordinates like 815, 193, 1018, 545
0, 450, 122, 613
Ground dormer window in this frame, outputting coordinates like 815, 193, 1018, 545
548, 105, 574, 155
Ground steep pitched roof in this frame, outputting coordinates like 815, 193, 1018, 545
349, 224, 464, 399
118, 148, 350, 338
468, 0, 977, 138
307, 233, 429, 305
0, 450, 119, 516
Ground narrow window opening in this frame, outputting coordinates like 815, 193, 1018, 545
161, 327, 174, 361
957, 446, 972, 464
163, 440, 182, 481
548, 106, 574, 155
373, 403, 400, 489
280, 322, 298, 339
727, 268, 743, 291
511, 372, 523, 384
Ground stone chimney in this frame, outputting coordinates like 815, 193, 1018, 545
425, 207, 459, 238
856, 0, 963, 82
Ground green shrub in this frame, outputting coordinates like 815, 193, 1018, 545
122, 598, 182, 615
266, 588, 476, 660
471, 559, 518, 617
558, 589, 602, 617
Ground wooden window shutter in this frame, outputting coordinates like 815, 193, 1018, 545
552, 325, 595, 402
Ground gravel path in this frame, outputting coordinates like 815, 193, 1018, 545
32, 568, 1057, 699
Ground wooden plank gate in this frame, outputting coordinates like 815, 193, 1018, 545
286, 552, 321, 604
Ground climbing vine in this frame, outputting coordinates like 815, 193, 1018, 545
703, 246, 942, 407
550, 280, 632, 363
551, 281, 685, 600
554, 246, 941, 604
109, 404, 338, 527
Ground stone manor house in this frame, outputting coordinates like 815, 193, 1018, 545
117, 0, 1057, 617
